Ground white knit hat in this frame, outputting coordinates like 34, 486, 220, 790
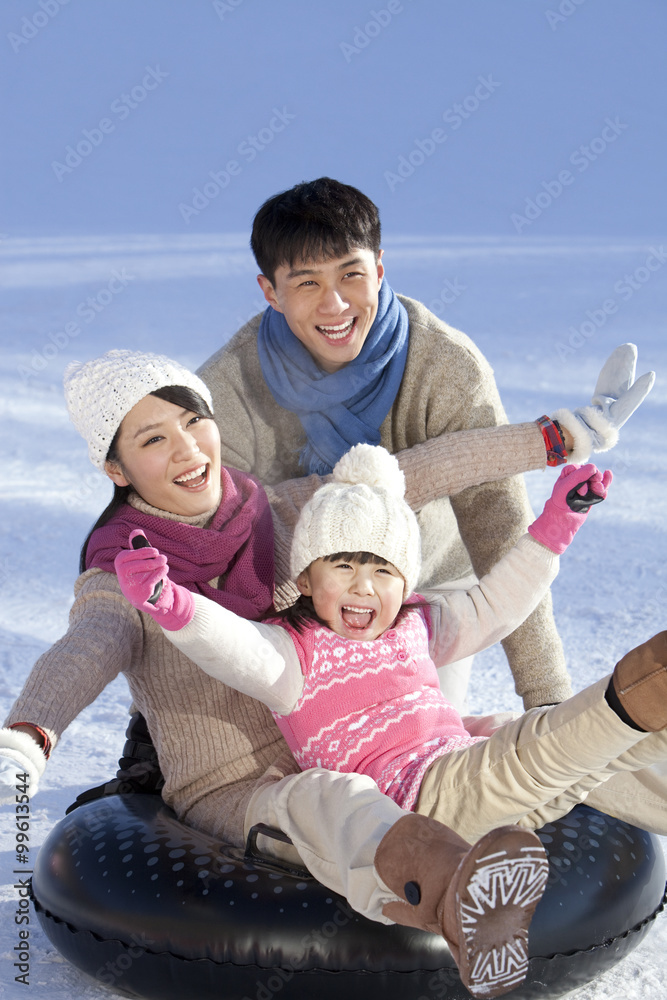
291, 444, 421, 595
64, 349, 214, 471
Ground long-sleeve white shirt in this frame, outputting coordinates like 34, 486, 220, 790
166, 534, 559, 716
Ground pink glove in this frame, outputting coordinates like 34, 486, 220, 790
528, 463, 612, 554
114, 529, 195, 631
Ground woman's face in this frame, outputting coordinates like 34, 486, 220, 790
105, 394, 222, 517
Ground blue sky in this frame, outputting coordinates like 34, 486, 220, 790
1, 0, 666, 237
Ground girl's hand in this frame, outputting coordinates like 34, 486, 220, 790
528, 463, 612, 555
114, 530, 195, 631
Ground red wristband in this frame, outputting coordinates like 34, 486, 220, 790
8, 722, 52, 759
536, 415, 568, 467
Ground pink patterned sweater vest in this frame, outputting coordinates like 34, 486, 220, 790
273, 608, 481, 810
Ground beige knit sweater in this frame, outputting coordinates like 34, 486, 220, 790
199, 294, 572, 707
4, 420, 562, 846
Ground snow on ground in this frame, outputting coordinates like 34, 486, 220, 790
0, 235, 666, 998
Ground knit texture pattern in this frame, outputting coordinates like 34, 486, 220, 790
4, 569, 295, 846
65, 348, 214, 470
4, 478, 289, 846
273, 608, 481, 810
265, 422, 547, 611
86, 466, 275, 621
291, 444, 421, 594
199, 294, 571, 708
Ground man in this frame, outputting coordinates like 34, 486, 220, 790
199, 177, 569, 709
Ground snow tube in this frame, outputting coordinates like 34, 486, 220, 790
31, 793, 665, 1000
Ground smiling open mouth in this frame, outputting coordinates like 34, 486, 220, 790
316, 318, 357, 341
174, 464, 209, 489
341, 606, 375, 630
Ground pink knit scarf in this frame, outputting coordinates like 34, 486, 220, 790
85, 466, 275, 621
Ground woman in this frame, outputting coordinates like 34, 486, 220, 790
0, 347, 655, 998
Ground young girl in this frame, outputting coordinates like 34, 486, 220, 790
0, 348, 657, 1000
116, 444, 667, 996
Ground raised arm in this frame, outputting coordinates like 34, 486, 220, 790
167, 596, 302, 716
266, 344, 651, 611
428, 465, 611, 666
113, 532, 303, 715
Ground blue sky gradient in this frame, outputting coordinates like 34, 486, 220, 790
2, 0, 666, 237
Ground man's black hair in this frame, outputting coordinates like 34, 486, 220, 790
250, 177, 381, 285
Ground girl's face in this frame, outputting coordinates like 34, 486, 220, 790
297, 556, 405, 641
105, 394, 222, 517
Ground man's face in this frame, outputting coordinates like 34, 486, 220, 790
257, 248, 385, 373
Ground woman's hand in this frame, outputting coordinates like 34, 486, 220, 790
114, 530, 195, 631
0, 728, 48, 804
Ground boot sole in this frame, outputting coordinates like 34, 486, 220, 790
448, 826, 549, 999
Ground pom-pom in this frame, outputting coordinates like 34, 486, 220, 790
332, 445, 405, 499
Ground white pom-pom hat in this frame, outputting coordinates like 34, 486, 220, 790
291, 444, 421, 595
64, 349, 214, 471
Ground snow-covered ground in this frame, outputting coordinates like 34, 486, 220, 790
1, 235, 666, 998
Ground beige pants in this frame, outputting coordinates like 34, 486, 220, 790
416, 676, 667, 841
246, 677, 667, 923
245, 766, 407, 924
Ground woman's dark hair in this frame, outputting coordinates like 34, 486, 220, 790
251, 177, 382, 285
78, 385, 214, 574
275, 551, 425, 634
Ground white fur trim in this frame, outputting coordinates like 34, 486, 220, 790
552, 407, 619, 464
551, 409, 592, 465
576, 406, 620, 452
0, 728, 47, 796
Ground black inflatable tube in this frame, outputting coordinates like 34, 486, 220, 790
31, 794, 666, 1000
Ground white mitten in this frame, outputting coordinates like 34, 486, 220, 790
553, 343, 655, 464
0, 728, 47, 805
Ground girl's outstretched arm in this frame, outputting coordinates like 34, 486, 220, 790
114, 531, 303, 716
267, 344, 650, 609
427, 464, 611, 668
167, 595, 302, 716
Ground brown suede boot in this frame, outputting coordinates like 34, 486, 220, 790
610, 631, 667, 732
375, 814, 549, 999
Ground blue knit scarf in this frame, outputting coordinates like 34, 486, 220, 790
257, 280, 409, 475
